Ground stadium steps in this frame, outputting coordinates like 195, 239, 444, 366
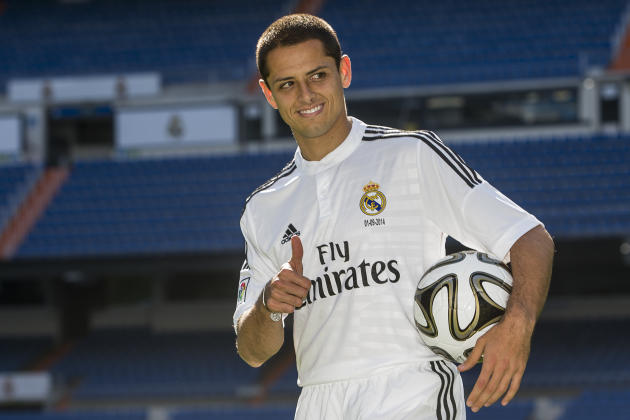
28, 341, 76, 372
0, 335, 54, 372
0, 163, 39, 237
610, 2, 630, 70
0, 166, 69, 259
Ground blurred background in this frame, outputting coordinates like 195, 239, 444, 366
0, 0, 629, 419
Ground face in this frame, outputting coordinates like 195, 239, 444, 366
260, 39, 352, 148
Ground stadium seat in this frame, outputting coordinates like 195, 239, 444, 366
171, 405, 296, 420
558, 389, 630, 420
50, 329, 259, 400
0, 336, 52, 372
11, 132, 630, 258
0, 411, 145, 420
0, 163, 38, 230
0, 0, 626, 90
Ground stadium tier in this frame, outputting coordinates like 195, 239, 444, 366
2, 322, 628, 417
0, 412, 145, 420
558, 389, 630, 420
171, 406, 296, 420
454, 133, 630, 238
322, 0, 627, 88
0, 0, 283, 86
10, 132, 630, 259
40, 320, 630, 403
0, 0, 626, 89
14, 152, 292, 258
0, 336, 52, 372
0, 163, 38, 230
49, 329, 259, 400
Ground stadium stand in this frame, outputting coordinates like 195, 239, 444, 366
0, 163, 37, 231
0, 0, 626, 90
13, 132, 630, 258
170, 405, 295, 420
15, 152, 293, 258
321, 0, 627, 88
0, 335, 52, 372
0, 411, 145, 420
0, 0, 284, 87
49, 329, 259, 400
454, 133, 630, 238
558, 389, 630, 420
464, 400, 534, 420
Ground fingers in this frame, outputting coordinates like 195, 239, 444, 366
264, 237, 310, 313
264, 272, 310, 313
458, 338, 484, 373
289, 236, 303, 275
469, 360, 508, 411
266, 283, 305, 313
466, 355, 492, 412
501, 370, 523, 406
465, 350, 526, 412
486, 369, 512, 407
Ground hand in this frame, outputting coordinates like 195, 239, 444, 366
263, 236, 311, 314
457, 315, 533, 412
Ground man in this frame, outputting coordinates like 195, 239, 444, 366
234, 13, 554, 420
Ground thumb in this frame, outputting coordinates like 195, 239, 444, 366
458, 339, 485, 372
289, 235, 304, 275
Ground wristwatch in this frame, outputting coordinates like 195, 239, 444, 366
262, 283, 282, 322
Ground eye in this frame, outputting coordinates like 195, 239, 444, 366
312, 72, 326, 80
279, 81, 293, 89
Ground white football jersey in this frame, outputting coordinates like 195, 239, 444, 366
234, 117, 541, 386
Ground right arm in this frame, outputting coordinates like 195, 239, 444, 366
236, 288, 285, 367
236, 236, 311, 367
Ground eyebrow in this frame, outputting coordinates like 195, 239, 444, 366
272, 65, 329, 85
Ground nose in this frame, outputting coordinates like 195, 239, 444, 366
297, 81, 314, 103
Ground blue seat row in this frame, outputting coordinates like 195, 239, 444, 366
0, 0, 626, 90
0, 336, 52, 372
321, 0, 627, 89
558, 389, 630, 420
8, 132, 629, 258
0, 411, 144, 420
0, 163, 36, 211
50, 329, 258, 400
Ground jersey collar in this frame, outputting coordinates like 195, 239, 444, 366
294, 117, 366, 175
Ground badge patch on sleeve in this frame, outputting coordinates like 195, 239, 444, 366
237, 277, 250, 303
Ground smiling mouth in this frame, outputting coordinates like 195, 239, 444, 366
298, 104, 323, 116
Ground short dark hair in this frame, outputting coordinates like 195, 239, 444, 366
256, 14, 342, 86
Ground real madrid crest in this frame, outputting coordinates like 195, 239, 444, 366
360, 181, 386, 216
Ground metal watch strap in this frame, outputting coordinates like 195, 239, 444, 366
262, 283, 282, 322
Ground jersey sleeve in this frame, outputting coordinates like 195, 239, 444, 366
233, 208, 277, 333
416, 131, 541, 261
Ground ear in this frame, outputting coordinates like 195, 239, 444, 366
259, 79, 278, 109
340, 55, 352, 89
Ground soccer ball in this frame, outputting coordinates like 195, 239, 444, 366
414, 251, 513, 363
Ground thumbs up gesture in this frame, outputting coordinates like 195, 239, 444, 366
263, 236, 311, 314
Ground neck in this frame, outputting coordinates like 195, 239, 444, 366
296, 116, 352, 161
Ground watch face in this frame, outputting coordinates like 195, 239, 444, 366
270, 312, 282, 322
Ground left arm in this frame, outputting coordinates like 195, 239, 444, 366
458, 224, 554, 412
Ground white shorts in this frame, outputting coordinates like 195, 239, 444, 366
295, 360, 465, 420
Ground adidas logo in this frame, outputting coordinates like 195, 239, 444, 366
281, 223, 300, 244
